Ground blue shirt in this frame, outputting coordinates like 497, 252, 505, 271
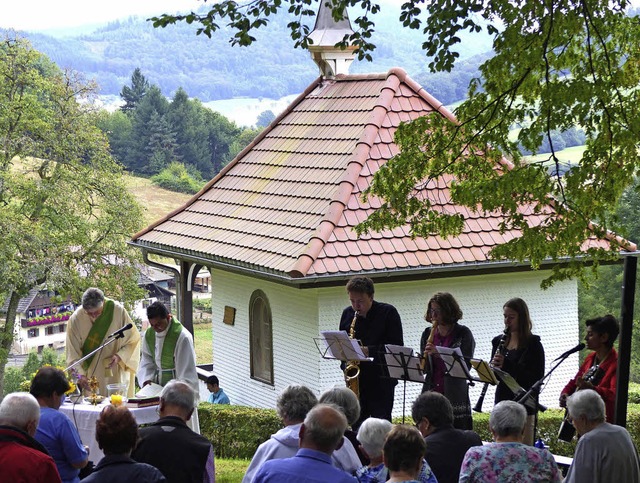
254, 448, 357, 483
208, 388, 230, 404
35, 407, 88, 483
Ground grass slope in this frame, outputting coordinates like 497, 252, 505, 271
124, 174, 193, 226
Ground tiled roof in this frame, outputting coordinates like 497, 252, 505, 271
131, 68, 636, 280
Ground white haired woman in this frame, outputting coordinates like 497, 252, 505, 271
564, 389, 640, 483
459, 401, 561, 482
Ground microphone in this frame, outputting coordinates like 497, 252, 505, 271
554, 342, 585, 361
108, 323, 133, 339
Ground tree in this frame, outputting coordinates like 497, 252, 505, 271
120, 67, 150, 113
256, 110, 276, 128
153, 0, 640, 286
0, 37, 145, 395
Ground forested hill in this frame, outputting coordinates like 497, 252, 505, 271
4, 2, 494, 104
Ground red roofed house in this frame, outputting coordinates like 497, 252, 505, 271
130, 5, 636, 413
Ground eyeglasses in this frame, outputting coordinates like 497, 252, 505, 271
429, 308, 441, 315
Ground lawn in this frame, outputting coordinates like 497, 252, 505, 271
217, 459, 251, 483
193, 321, 213, 365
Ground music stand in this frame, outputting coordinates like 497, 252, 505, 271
493, 367, 547, 413
434, 346, 476, 386
384, 345, 425, 423
470, 358, 499, 385
315, 330, 372, 364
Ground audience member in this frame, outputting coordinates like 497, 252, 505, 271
253, 404, 357, 483
82, 405, 165, 482
356, 419, 436, 483
132, 380, 215, 482
319, 385, 367, 471
206, 375, 230, 404
355, 418, 393, 482
420, 292, 475, 430
412, 391, 481, 483
243, 384, 318, 482
564, 389, 640, 483
66, 287, 140, 398
0, 392, 62, 483
459, 400, 561, 482
30, 366, 89, 483
383, 425, 434, 483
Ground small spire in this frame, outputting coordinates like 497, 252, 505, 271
307, 1, 356, 78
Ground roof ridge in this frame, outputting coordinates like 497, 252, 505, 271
131, 77, 323, 242
288, 70, 404, 277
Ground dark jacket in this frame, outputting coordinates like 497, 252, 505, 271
81, 454, 165, 483
132, 416, 212, 483
424, 425, 483, 483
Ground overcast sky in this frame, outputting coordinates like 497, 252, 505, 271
0, 0, 202, 31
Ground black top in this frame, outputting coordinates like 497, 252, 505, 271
82, 454, 166, 483
491, 334, 545, 415
339, 300, 404, 383
132, 416, 212, 483
424, 425, 483, 483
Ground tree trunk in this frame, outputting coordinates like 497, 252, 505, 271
0, 291, 20, 397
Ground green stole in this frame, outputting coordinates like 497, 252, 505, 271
145, 318, 183, 385
81, 299, 115, 371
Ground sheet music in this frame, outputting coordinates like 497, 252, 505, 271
471, 359, 499, 385
384, 344, 424, 383
320, 330, 370, 362
435, 345, 472, 379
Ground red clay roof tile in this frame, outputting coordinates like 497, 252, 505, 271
132, 68, 628, 278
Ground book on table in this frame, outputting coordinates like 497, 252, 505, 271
127, 382, 163, 407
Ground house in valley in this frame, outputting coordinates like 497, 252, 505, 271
1, 288, 76, 355
129, 5, 637, 415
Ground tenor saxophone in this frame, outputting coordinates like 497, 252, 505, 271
344, 311, 361, 398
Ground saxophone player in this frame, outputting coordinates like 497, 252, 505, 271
490, 298, 545, 445
339, 276, 403, 430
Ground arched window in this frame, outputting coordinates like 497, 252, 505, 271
249, 290, 274, 384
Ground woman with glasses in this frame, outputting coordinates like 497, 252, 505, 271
420, 292, 475, 430
490, 297, 545, 445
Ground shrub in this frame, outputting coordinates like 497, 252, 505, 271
151, 162, 205, 194
198, 404, 283, 459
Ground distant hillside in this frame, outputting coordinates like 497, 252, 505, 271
125, 175, 191, 227
2, 2, 494, 104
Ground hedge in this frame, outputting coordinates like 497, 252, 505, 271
199, 397, 640, 460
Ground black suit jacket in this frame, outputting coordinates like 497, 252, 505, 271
424, 425, 483, 483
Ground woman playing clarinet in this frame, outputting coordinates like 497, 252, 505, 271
490, 297, 545, 445
420, 292, 475, 430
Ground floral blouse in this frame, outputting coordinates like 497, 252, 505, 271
459, 442, 562, 482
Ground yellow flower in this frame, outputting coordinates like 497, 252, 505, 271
110, 394, 123, 407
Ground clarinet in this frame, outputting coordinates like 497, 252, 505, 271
473, 326, 509, 413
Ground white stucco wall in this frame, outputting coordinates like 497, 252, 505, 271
211, 268, 582, 417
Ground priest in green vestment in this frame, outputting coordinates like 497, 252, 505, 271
66, 287, 141, 398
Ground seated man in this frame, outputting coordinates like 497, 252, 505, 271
132, 380, 215, 483
564, 389, 640, 483
206, 375, 230, 404
383, 425, 434, 483
412, 391, 482, 483
253, 404, 357, 483
30, 367, 89, 483
243, 384, 317, 482
0, 392, 62, 483
459, 400, 562, 482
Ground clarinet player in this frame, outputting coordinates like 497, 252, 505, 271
339, 276, 403, 430
490, 298, 545, 445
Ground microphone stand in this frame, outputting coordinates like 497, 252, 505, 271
65, 331, 126, 373
516, 353, 573, 408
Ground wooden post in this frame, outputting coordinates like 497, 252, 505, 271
616, 255, 637, 426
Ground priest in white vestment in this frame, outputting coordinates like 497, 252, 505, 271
137, 300, 200, 432
66, 287, 141, 398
